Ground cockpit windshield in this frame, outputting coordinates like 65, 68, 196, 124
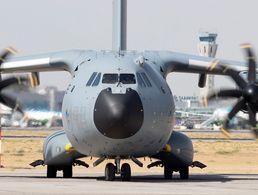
120, 74, 136, 84
102, 73, 136, 84
102, 74, 119, 84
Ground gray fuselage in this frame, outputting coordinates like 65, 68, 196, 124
62, 51, 175, 158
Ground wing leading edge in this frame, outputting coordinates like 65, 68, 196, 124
0, 50, 89, 74
158, 51, 249, 76
156, 51, 253, 87
0, 49, 251, 79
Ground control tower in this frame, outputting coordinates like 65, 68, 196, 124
198, 32, 218, 104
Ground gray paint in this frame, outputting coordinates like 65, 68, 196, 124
61, 51, 174, 157
44, 130, 84, 166
153, 131, 194, 168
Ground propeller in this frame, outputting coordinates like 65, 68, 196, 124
0, 47, 26, 113
208, 43, 258, 139
29, 72, 40, 87
0, 47, 17, 63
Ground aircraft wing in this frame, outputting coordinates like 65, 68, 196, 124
158, 51, 248, 76
157, 51, 251, 87
0, 50, 90, 74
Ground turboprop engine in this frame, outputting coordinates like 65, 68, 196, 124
30, 130, 87, 178
149, 131, 205, 179
43, 130, 84, 166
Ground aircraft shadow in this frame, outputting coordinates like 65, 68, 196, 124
94, 174, 258, 183
1, 174, 258, 183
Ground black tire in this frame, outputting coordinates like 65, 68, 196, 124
105, 163, 116, 181
179, 166, 189, 180
121, 163, 131, 181
47, 165, 57, 178
63, 165, 73, 178
164, 165, 173, 179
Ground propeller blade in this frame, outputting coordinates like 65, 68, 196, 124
247, 104, 258, 139
0, 47, 17, 65
221, 67, 247, 89
207, 59, 247, 89
29, 72, 40, 87
221, 98, 246, 137
247, 104, 256, 127
209, 45, 258, 138
198, 74, 207, 88
208, 89, 243, 99
0, 93, 23, 113
0, 77, 27, 91
241, 43, 257, 84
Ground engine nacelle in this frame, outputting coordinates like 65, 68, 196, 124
152, 131, 193, 170
43, 130, 85, 166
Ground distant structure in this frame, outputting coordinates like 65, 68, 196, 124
174, 95, 200, 108
2, 86, 64, 113
198, 32, 218, 104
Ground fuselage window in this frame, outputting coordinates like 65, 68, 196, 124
102, 74, 119, 84
120, 74, 136, 84
86, 72, 97, 86
92, 73, 102, 86
136, 73, 146, 87
141, 73, 152, 87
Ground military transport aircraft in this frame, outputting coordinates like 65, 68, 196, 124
0, 0, 257, 181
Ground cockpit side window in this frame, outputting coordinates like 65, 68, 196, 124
141, 73, 152, 87
86, 72, 97, 86
102, 74, 119, 84
92, 73, 102, 86
136, 73, 146, 87
120, 74, 136, 84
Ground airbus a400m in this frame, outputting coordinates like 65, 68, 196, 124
0, 0, 257, 181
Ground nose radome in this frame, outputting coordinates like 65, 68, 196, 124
94, 88, 144, 139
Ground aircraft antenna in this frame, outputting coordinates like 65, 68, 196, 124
112, 0, 127, 51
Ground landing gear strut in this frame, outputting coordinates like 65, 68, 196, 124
104, 157, 131, 181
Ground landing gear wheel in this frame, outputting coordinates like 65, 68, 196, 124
63, 165, 73, 178
164, 166, 173, 179
121, 163, 131, 181
179, 166, 189, 180
105, 163, 116, 181
47, 165, 57, 178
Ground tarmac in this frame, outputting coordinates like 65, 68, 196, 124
0, 170, 258, 195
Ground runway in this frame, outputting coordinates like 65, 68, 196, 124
2, 128, 255, 142
0, 171, 258, 195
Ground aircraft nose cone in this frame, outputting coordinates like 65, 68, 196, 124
94, 88, 144, 139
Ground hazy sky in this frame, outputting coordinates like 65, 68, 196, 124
1, 0, 258, 96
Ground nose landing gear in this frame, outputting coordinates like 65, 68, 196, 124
104, 157, 131, 181
105, 163, 116, 181
120, 163, 131, 181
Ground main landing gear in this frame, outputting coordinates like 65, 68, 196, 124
148, 161, 190, 180
179, 166, 189, 180
43, 160, 89, 178
47, 165, 73, 178
163, 165, 189, 180
104, 157, 131, 181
